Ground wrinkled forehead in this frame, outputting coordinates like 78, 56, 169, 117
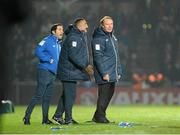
57, 25, 63, 29
103, 18, 113, 25
80, 19, 88, 25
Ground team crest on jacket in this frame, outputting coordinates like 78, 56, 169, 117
72, 41, 77, 47
95, 44, 100, 50
39, 40, 45, 46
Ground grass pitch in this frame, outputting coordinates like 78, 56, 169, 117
0, 105, 180, 134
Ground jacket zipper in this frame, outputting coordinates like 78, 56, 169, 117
56, 40, 60, 60
109, 34, 118, 81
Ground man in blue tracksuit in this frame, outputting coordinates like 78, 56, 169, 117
23, 23, 64, 125
52, 18, 93, 125
91, 16, 122, 123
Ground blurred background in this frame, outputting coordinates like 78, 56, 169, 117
1, 0, 180, 106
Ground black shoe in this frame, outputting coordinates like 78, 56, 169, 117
92, 117, 110, 123
65, 119, 79, 125
52, 116, 64, 125
23, 117, 30, 125
42, 119, 53, 125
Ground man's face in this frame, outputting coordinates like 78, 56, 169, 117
102, 19, 113, 33
54, 25, 64, 39
79, 20, 88, 33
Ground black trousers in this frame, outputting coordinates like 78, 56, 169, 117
94, 82, 115, 118
54, 81, 77, 122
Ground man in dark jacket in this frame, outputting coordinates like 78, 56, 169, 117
52, 18, 93, 125
91, 16, 122, 123
23, 23, 64, 125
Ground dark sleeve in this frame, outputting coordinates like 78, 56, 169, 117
91, 38, 107, 76
68, 37, 88, 69
118, 63, 123, 76
116, 45, 123, 76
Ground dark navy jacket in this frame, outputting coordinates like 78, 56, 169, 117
57, 25, 90, 81
91, 27, 122, 84
35, 34, 61, 74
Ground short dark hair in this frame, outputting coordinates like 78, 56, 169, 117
74, 18, 86, 26
50, 23, 63, 34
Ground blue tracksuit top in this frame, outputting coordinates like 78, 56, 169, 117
35, 34, 62, 74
